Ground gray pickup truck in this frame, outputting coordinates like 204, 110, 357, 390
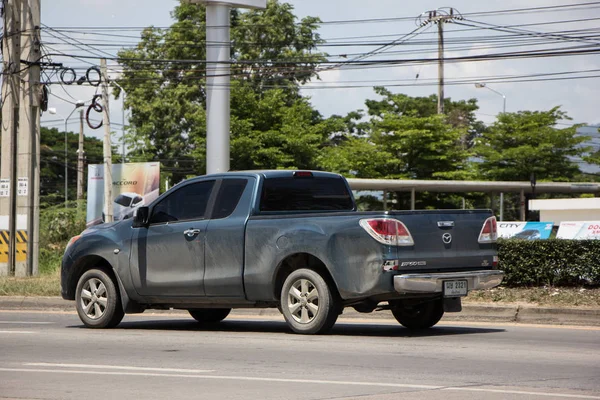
61, 170, 503, 334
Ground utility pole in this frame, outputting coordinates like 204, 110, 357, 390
100, 58, 113, 222
21, 0, 41, 276
1, 0, 22, 276
187, 0, 266, 174
437, 20, 444, 114
420, 8, 461, 115
77, 109, 84, 200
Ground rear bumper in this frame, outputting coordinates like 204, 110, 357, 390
393, 270, 504, 294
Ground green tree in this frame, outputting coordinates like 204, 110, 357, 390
39, 127, 104, 208
365, 87, 485, 148
475, 107, 586, 182
320, 89, 475, 182
318, 89, 478, 210
371, 113, 474, 181
117, 0, 327, 181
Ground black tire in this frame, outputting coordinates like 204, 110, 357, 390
391, 299, 444, 330
280, 268, 339, 335
75, 269, 124, 328
188, 308, 231, 323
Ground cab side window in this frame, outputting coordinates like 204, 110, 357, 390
212, 179, 248, 219
150, 180, 215, 224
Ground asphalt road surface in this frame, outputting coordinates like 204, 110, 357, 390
1, 310, 599, 400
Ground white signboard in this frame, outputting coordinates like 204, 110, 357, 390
0, 179, 8, 197
17, 177, 27, 196
497, 222, 553, 240
556, 221, 600, 240
86, 162, 161, 227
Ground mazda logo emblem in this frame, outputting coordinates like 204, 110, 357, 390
442, 233, 452, 244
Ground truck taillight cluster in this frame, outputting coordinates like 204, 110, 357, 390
478, 216, 498, 243
359, 218, 414, 246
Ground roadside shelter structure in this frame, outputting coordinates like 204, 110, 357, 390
347, 178, 600, 221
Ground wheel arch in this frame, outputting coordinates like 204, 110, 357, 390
66, 255, 134, 313
273, 252, 341, 302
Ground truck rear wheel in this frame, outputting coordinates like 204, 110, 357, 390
75, 268, 124, 328
280, 268, 339, 334
391, 299, 444, 330
188, 308, 231, 324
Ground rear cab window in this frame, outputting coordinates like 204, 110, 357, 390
259, 174, 354, 212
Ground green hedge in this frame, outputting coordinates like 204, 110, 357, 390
498, 239, 600, 287
39, 201, 87, 274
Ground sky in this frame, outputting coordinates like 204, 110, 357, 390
40, 0, 600, 147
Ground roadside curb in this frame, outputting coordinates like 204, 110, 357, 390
1, 296, 599, 326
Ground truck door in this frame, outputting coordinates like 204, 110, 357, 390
204, 177, 254, 297
132, 180, 216, 296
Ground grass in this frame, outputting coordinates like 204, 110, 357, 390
464, 286, 600, 307
0, 247, 62, 296
0, 269, 61, 296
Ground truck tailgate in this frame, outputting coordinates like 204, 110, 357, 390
386, 210, 495, 272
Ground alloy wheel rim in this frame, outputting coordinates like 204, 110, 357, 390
287, 278, 319, 324
80, 278, 108, 320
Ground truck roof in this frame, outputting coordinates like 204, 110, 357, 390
186, 170, 344, 181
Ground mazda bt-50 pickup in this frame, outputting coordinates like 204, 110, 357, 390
61, 170, 503, 334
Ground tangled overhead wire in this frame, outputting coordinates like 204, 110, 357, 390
58, 66, 101, 86
86, 94, 103, 130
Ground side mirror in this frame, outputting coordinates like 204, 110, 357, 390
132, 206, 149, 228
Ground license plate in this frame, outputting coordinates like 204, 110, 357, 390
443, 280, 468, 297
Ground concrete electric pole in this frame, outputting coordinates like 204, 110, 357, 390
21, 0, 41, 276
186, 0, 266, 174
1, 0, 22, 275
77, 108, 85, 201
419, 8, 462, 115
1, 0, 42, 276
100, 58, 113, 222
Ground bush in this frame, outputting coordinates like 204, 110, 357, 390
498, 239, 600, 287
39, 200, 87, 274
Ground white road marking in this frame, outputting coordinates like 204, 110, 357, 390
1, 366, 599, 399
0, 368, 441, 390
0, 321, 53, 324
0, 330, 35, 334
446, 387, 600, 399
25, 363, 214, 374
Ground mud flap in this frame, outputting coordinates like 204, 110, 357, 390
443, 297, 462, 313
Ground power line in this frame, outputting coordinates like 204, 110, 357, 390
43, 1, 600, 30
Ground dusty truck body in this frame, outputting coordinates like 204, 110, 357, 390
61, 170, 503, 334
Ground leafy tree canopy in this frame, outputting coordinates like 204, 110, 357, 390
39, 127, 104, 208
475, 107, 587, 182
319, 88, 477, 182
117, 0, 327, 181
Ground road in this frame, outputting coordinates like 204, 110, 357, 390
1, 310, 599, 400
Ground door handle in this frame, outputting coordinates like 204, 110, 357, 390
183, 228, 201, 237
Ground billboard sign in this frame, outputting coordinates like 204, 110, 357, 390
556, 221, 600, 240
497, 222, 553, 240
86, 162, 160, 227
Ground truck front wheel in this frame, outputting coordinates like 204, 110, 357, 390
391, 299, 444, 330
280, 268, 339, 334
75, 268, 124, 328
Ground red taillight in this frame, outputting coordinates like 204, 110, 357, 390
360, 218, 414, 246
478, 216, 498, 243
293, 171, 313, 178
367, 219, 397, 236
